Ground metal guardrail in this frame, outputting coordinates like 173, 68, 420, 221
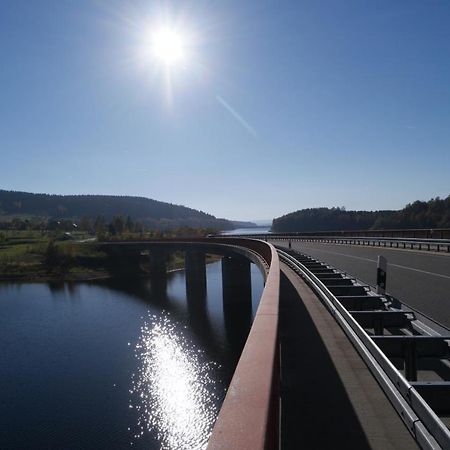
229, 234, 450, 252
268, 228, 450, 240
277, 247, 450, 450
279, 236, 450, 252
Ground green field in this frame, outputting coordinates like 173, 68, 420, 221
0, 230, 218, 281
0, 230, 106, 280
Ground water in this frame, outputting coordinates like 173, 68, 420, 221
0, 261, 264, 449
221, 226, 271, 235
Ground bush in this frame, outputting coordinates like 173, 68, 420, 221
44, 241, 76, 270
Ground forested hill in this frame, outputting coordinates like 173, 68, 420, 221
0, 190, 233, 230
272, 196, 450, 232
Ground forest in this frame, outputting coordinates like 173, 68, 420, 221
271, 196, 450, 232
0, 189, 233, 230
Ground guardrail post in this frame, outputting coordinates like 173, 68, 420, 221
376, 255, 387, 295
404, 341, 418, 381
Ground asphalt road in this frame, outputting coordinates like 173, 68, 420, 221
271, 239, 450, 329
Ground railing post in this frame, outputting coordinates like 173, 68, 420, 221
376, 255, 387, 295
404, 341, 418, 382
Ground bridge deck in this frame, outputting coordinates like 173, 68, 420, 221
280, 262, 418, 449
276, 239, 450, 329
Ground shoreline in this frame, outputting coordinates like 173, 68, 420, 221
0, 259, 221, 283
0, 271, 111, 283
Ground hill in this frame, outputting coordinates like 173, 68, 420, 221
230, 220, 258, 228
0, 190, 233, 230
271, 196, 450, 232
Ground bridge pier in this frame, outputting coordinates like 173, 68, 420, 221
185, 250, 207, 301
149, 249, 168, 294
222, 255, 253, 356
221, 255, 252, 307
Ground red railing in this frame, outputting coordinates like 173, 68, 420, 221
206, 239, 280, 450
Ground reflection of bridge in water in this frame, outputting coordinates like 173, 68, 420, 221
103, 237, 450, 450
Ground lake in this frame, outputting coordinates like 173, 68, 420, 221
0, 261, 264, 449
221, 227, 271, 235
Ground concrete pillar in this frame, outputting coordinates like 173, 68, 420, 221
185, 250, 207, 301
222, 255, 252, 357
222, 255, 252, 306
149, 248, 167, 294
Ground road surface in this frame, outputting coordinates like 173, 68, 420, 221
272, 239, 450, 329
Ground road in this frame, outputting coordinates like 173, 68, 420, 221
271, 239, 450, 329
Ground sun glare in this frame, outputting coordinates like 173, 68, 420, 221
151, 27, 186, 66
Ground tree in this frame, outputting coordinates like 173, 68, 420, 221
94, 216, 106, 234
125, 215, 134, 232
80, 216, 92, 232
109, 216, 125, 235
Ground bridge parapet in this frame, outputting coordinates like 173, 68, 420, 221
102, 238, 281, 449
206, 239, 280, 450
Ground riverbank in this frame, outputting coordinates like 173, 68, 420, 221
1, 230, 227, 282
0, 269, 110, 283
0, 235, 222, 282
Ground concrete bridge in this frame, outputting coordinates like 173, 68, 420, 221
103, 236, 450, 450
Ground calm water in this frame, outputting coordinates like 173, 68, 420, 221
221, 227, 270, 235
0, 261, 263, 450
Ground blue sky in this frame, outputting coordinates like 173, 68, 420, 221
1, 1, 449, 220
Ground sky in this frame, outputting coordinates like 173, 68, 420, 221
1, 0, 449, 221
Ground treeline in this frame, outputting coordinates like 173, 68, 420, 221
0, 189, 233, 230
372, 196, 450, 229
0, 215, 218, 239
272, 196, 450, 232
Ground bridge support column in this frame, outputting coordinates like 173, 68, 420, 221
185, 250, 207, 301
222, 255, 252, 356
149, 249, 167, 293
222, 255, 252, 307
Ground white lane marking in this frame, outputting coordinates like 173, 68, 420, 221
390, 264, 450, 280
294, 246, 450, 281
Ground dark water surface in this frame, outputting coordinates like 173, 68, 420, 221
0, 261, 263, 449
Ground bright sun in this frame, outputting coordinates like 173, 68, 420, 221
151, 27, 186, 66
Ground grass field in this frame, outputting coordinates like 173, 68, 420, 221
0, 231, 105, 280
0, 230, 220, 281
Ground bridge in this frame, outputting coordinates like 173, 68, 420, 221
103, 233, 450, 449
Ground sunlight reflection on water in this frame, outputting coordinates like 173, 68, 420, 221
130, 313, 220, 449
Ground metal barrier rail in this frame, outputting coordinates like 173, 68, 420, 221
277, 247, 450, 450
264, 228, 450, 240
236, 235, 450, 252
284, 236, 450, 252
